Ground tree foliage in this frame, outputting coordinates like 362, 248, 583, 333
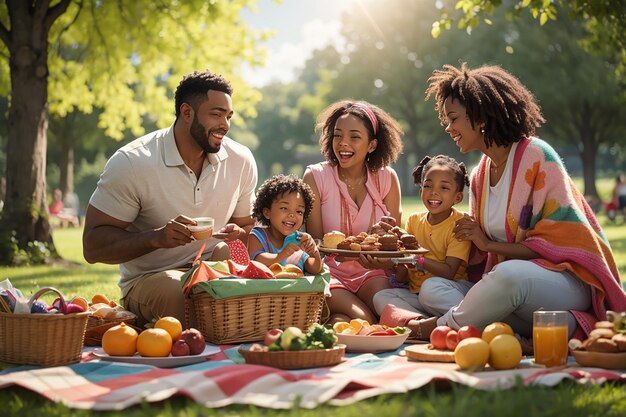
0, 0, 267, 264
433, 0, 626, 88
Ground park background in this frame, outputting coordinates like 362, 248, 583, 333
1, 1, 625, 415
0, 0, 625, 266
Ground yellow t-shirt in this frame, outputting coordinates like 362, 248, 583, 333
405, 207, 471, 293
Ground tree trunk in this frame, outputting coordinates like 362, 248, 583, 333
0, 1, 71, 263
60, 131, 75, 196
579, 101, 599, 198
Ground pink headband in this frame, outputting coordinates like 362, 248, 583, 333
351, 102, 378, 135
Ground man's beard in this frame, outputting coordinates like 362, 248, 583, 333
190, 114, 224, 154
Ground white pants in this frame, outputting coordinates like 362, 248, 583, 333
373, 288, 425, 315
419, 260, 591, 338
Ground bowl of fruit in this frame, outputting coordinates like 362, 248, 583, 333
333, 319, 411, 353
239, 324, 346, 369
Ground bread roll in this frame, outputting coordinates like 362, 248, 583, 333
322, 231, 346, 249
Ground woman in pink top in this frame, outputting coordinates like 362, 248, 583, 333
303, 100, 404, 324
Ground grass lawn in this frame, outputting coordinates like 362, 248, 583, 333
1, 194, 625, 416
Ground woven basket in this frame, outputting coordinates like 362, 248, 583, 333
239, 344, 345, 369
0, 287, 90, 367
84, 315, 137, 347
186, 291, 325, 345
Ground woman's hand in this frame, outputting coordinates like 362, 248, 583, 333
454, 214, 491, 251
357, 254, 394, 270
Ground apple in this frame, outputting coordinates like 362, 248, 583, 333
280, 327, 304, 350
445, 330, 459, 351
180, 328, 206, 355
264, 328, 283, 346
171, 339, 190, 356
430, 325, 453, 350
458, 325, 481, 341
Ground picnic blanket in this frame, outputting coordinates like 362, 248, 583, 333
0, 345, 624, 411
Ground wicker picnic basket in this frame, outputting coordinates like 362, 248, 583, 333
239, 344, 346, 369
186, 290, 325, 345
0, 287, 90, 367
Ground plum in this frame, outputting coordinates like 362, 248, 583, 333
180, 328, 205, 355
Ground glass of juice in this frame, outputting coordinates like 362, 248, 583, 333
533, 310, 569, 367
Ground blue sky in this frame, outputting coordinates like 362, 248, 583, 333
240, 0, 352, 86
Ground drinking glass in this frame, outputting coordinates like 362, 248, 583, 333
533, 310, 569, 367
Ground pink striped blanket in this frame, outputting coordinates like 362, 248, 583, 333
0, 346, 623, 410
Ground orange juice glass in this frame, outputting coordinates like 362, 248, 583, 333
533, 311, 569, 367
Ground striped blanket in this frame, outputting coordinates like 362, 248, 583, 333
0, 346, 623, 410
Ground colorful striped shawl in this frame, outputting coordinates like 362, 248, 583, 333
469, 137, 626, 335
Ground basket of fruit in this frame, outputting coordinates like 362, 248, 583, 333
184, 269, 329, 345
81, 294, 137, 346
238, 324, 345, 369
0, 287, 90, 367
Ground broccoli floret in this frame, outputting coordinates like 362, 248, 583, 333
268, 342, 282, 351
306, 340, 325, 350
305, 323, 337, 349
289, 336, 308, 351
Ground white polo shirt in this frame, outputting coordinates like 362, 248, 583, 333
89, 125, 258, 295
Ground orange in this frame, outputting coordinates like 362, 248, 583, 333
488, 334, 522, 370
102, 322, 138, 356
154, 316, 183, 341
481, 322, 514, 343
333, 322, 350, 334
71, 296, 89, 311
454, 337, 490, 371
137, 328, 172, 357
92, 293, 111, 305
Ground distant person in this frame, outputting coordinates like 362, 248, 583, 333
372, 155, 472, 319
400, 63, 626, 342
302, 99, 404, 324
611, 173, 626, 220
248, 174, 323, 275
48, 188, 64, 215
0, 176, 5, 212
82, 70, 258, 327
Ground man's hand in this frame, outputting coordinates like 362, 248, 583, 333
214, 223, 243, 241
154, 215, 195, 248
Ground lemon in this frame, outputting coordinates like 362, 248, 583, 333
488, 334, 522, 370
482, 321, 514, 343
454, 337, 490, 371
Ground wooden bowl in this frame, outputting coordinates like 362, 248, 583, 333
239, 344, 345, 369
572, 350, 626, 370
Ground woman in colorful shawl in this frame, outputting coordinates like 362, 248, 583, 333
303, 100, 404, 324
402, 63, 626, 342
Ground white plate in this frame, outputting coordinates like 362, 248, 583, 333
336, 329, 411, 353
92, 344, 221, 368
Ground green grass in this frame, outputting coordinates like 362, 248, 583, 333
1, 195, 625, 416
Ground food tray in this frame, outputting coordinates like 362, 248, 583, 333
239, 344, 346, 369
319, 247, 428, 258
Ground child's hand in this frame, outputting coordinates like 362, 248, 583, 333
279, 243, 301, 258
299, 233, 319, 256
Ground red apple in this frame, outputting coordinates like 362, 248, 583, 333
180, 328, 206, 355
430, 325, 453, 350
458, 325, 481, 341
264, 328, 283, 346
445, 330, 459, 351
171, 339, 190, 356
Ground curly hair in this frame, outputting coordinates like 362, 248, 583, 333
315, 100, 404, 171
174, 70, 233, 119
253, 174, 315, 227
425, 63, 545, 148
412, 155, 470, 193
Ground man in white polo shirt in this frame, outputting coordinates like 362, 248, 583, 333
83, 70, 258, 326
